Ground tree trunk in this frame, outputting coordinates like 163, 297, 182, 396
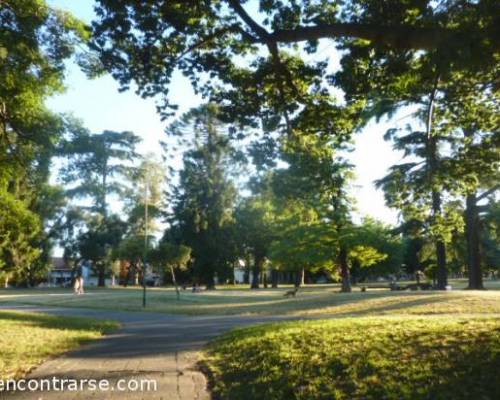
124, 265, 132, 287
339, 248, 351, 292
465, 192, 484, 289
426, 76, 447, 291
97, 264, 106, 287
230, 263, 236, 285
271, 269, 278, 288
432, 190, 448, 290
351, 260, 360, 285
250, 257, 262, 289
295, 268, 304, 288
435, 239, 447, 290
170, 265, 180, 300
205, 274, 216, 290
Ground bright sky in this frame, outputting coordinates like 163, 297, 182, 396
47, 0, 407, 226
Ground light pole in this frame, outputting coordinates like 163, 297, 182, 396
142, 178, 149, 308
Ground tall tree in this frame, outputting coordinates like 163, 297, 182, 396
60, 126, 142, 216
335, 18, 498, 290
376, 110, 459, 290
235, 193, 276, 289
268, 102, 365, 292
168, 105, 238, 289
439, 70, 499, 289
119, 157, 165, 286
0, 0, 86, 284
59, 126, 141, 286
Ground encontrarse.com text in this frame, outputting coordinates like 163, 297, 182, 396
0, 378, 157, 392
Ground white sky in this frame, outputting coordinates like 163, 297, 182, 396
47, 0, 408, 226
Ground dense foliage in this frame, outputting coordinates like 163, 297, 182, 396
1, 1, 498, 290
0, 0, 87, 285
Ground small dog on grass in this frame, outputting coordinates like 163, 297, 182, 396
284, 287, 299, 297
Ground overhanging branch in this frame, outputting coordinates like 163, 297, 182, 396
477, 185, 500, 201
263, 23, 451, 50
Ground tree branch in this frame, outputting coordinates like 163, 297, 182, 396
227, 0, 296, 135
174, 25, 242, 63
261, 23, 451, 50
477, 185, 500, 201
227, 0, 269, 40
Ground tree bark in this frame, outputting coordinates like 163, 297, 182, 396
465, 192, 484, 289
339, 248, 351, 292
251, 256, 263, 289
432, 187, 448, 290
97, 264, 106, 287
205, 275, 216, 290
435, 237, 448, 290
426, 76, 447, 290
271, 269, 278, 288
351, 260, 360, 285
294, 268, 305, 288
170, 265, 181, 300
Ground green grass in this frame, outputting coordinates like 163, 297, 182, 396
0, 310, 119, 379
203, 317, 500, 400
1, 281, 499, 316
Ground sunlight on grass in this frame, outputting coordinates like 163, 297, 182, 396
0, 310, 119, 379
1, 283, 499, 316
203, 317, 500, 400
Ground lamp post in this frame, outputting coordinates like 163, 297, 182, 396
143, 178, 149, 308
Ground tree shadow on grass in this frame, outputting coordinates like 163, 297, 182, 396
0, 310, 117, 332
197, 291, 447, 316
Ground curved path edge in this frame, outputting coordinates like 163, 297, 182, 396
0, 304, 308, 400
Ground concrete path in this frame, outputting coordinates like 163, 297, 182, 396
0, 305, 301, 400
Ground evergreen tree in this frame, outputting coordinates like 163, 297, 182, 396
60, 126, 142, 216
168, 105, 238, 289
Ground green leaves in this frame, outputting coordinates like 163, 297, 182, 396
168, 105, 239, 286
59, 127, 142, 215
0, 192, 41, 281
0, 1, 85, 285
153, 242, 192, 271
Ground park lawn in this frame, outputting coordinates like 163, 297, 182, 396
1, 285, 500, 316
0, 310, 119, 379
202, 316, 500, 400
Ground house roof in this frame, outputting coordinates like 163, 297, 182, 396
50, 257, 71, 271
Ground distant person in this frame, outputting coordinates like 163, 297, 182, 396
73, 275, 80, 295
77, 276, 85, 294
73, 274, 85, 295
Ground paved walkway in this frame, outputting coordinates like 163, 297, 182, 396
0, 305, 299, 400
